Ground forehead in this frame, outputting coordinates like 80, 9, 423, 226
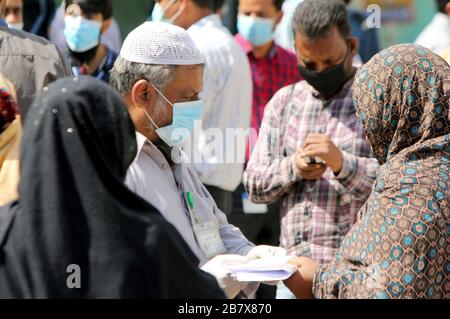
296, 27, 347, 61
239, 0, 276, 10
65, 3, 103, 19
6, 0, 22, 7
167, 65, 204, 93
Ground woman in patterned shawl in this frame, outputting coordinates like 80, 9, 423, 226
0, 73, 21, 205
285, 44, 449, 299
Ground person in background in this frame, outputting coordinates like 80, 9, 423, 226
343, 0, 379, 64
0, 0, 71, 119
4, 0, 23, 29
0, 74, 21, 206
22, 0, 55, 38
152, 0, 252, 217
63, 0, 118, 83
49, 0, 122, 54
0, 76, 226, 299
111, 21, 287, 299
415, 0, 450, 54
273, 0, 302, 52
233, 0, 301, 298
212, 0, 226, 14
286, 44, 450, 299
243, 0, 378, 299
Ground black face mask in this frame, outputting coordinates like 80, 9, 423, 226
68, 45, 99, 67
298, 48, 351, 98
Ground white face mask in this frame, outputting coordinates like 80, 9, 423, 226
7, 22, 24, 30
143, 82, 203, 147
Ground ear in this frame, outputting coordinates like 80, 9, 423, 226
274, 10, 284, 27
101, 18, 112, 34
350, 36, 360, 57
446, 3, 450, 17
131, 80, 156, 111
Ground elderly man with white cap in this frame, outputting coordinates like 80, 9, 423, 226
110, 21, 288, 299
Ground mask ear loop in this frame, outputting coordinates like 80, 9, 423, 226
142, 80, 173, 131
168, 0, 186, 24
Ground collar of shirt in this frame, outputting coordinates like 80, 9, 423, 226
432, 12, 450, 30
235, 33, 277, 59
0, 19, 7, 27
188, 14, 223, 31
135, 131, 188, 166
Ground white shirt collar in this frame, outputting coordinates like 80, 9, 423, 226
135, 131, 148, 156
134, 131, 189, 165
189, 14, 222, 31
433, 12, 450, 27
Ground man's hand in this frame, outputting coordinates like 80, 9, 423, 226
301, 134, 343, 174
201, 255, 249, 299
284, 257, 319, 299
295, 151, 327, 180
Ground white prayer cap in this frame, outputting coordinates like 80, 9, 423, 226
120, 21, 205, 65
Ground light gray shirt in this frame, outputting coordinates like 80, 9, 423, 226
126, 133, 254, 266
184, 14, 252, 192
0, 27, 71, 116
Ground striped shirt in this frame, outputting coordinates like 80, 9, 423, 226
183, 15, 253, 192
243, 76, 379, 264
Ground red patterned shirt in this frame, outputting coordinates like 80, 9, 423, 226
235, 34, 302, 161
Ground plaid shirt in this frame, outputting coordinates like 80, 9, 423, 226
235, 34, 301, 161
243, 76, 379, 264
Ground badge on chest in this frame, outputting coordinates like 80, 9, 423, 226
186, 192, 227, 259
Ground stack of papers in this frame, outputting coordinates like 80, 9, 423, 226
224, 257, 298, 282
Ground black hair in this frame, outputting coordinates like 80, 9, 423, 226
292, 0, 351, 41
436, 0, 449, 13
273, 0, 284, 11
191, 0, 214, 9
212, 0, 226, 12
65, 0, 113, 20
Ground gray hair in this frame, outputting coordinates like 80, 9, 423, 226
110, 56, 178, 96
292, 0, 351, 41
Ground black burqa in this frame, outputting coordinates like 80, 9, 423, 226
0, 76, 225, 299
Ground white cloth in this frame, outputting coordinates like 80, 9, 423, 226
48, 3, 122, 53
415, 13, 450, 54
184, 14, 252, 192
125, 132, 254, 266
121, 21, 204, 65
201, 255, 249, 299
274, 0, 303, 52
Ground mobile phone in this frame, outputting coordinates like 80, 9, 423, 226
303, 156, 325, 165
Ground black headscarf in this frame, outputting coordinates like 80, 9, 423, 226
0, 76, 224, 299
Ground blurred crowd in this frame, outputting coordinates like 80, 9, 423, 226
0, 0, 448, 299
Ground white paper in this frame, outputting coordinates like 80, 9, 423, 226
224, 256, 298, 283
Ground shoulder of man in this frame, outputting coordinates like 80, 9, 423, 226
266, 82, 307, 117
0, 27, 64, 62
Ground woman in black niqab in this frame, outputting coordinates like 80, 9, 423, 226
0, 76, 225, 299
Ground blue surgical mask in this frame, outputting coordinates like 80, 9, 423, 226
237, 15, 274, 47
144, 83, 203, 147
6, 22, 24, 30
151, 0, 184, 24
64, 15, 102, 52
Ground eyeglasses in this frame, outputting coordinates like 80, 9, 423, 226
5, 6, 22, 16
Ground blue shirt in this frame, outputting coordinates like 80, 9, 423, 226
71, 47, 118, 83
347, 8, 381, 63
